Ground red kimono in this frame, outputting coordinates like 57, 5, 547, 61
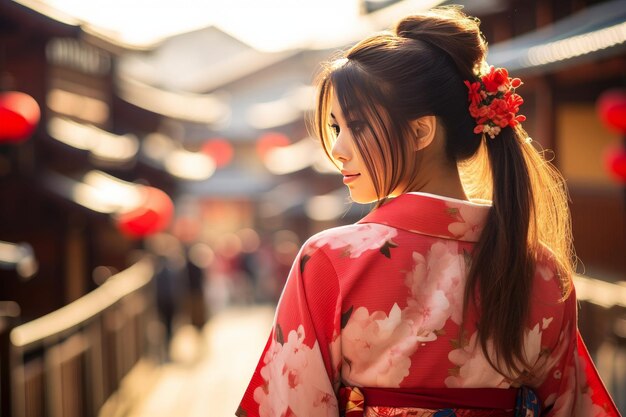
237, 193, 620, 416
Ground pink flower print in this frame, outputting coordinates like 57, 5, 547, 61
254, 325, 337, 417
516, 322, 563, 384
313, 224, 398, 258
403, 252, 450, 340
428, 242, 466, 325
548, 367, 576, 416
447, 205, 484, 241
550, 357, 606, 417
526, 321, 569, 386
445, 331, 511, 388
329, 331, 342, 391
447, 319, 566, 389
576, 391, 608, 417
542, 317, 554, 329
404, 242, 466, 333
342, 305, 420, 387
536, 263, 554, 281
520, 323, 543, 368
570, 349, 608, 417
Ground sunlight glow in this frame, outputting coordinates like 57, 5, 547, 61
47, 117, 139, 163
264, 137, 324, 175
526, 21, 626, 67
213, 0, 361, 51
116, 74, 230, 124
305, 193, 347, 221
247, 85, 316, 129
164, 149, 216, 181
0, 241, 38, 279
24, 0, 361, 51
43, 170, 144, 214
47, 88, 109, 124
80, 171, 142, 212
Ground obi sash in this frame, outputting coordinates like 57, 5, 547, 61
338, 386, 540, 417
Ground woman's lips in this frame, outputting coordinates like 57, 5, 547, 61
342, 173, 360, 184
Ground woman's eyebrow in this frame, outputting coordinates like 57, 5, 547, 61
330, 113, 337, 120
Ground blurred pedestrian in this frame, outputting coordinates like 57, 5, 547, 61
185, 242, 211, 329
145, 233, 186, 348
238, 6, 619, 417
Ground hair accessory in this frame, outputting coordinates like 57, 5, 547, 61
464, 66, 526, 139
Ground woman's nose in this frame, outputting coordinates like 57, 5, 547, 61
331, 135, 349, 163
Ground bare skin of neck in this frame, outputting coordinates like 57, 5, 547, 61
412, 167, 468, 201
402, 128, 469, 201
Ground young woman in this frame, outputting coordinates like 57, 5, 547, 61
237, 7, 620, 417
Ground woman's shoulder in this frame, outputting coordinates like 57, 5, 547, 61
307, 222, 398, 241
302, 222, 400, 260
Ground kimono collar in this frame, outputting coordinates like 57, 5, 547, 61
358, 192, 492, 243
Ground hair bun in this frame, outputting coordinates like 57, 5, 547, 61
394, 6, 487, 80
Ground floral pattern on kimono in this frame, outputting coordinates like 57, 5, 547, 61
237, 192, 620, 417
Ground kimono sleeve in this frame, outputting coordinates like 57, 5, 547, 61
236, 244, 342, 417
535, 286, 621, 416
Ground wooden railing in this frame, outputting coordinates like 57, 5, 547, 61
1, 256, 160, 417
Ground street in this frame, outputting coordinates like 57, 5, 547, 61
115, 306, 275, 417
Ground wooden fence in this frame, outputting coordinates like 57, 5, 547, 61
0, 256, 160, 417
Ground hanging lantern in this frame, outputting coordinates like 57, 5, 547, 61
597, 90, 626, 134
115, 186, 174, 238
256, 132, 290, 159
201, 138, 234, 168
604, 147, 626, 183
0, 91, 41, 143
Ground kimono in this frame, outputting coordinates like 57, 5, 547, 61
237, 192, 620, 417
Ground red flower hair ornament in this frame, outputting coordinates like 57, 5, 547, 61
464, 66, 526, 139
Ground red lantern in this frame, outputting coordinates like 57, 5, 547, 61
256, 132, 290, 159
0, 91, 41, 143
605, 147, 626, 183
201, 138, 234, 168
597, 90, 626, 134
116, 186, 174, 238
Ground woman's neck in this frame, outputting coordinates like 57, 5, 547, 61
414, 173, 468, 201
397, 128, 469, 201
402, 156, 468, 201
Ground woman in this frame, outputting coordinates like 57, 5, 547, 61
237, 7, 620, 417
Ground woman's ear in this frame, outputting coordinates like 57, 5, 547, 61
410, 115, 437, 151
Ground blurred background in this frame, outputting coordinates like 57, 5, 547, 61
0, 0, 625, 416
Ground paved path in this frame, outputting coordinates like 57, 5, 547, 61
123, 306, 275, 417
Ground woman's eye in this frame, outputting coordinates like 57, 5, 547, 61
329, 124, 340, 136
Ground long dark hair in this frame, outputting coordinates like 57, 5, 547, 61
313, 6, 575, 378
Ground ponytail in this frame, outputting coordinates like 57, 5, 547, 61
461, 124, 574, 379
464, 129, 534, 375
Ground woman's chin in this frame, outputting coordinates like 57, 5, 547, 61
348, 192, 379, 205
